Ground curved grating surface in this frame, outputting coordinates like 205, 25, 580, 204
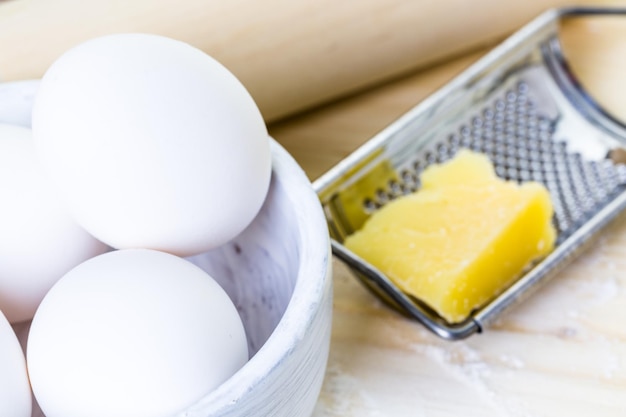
362, 81, 626, 244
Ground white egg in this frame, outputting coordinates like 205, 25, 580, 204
0, 123, 108, 323
0, 310, 31, 417
27, 249, 248, 417
32, 33, 272, 257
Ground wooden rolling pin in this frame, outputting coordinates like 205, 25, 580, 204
0, 0, 600, 122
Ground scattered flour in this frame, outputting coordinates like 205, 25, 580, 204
413, 342, 542, 417
314, 362, 384, 417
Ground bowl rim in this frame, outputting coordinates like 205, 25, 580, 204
178, 138, 332, 415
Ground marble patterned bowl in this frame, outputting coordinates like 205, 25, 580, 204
1, 80, 333, 417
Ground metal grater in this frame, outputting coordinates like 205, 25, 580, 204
313, 7, 626, 340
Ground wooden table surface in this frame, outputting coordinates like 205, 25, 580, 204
270, 14, 626, 417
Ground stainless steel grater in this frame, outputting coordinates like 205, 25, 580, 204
313, 7, 626, 340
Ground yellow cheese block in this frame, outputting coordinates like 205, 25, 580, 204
344, 150, 556, 323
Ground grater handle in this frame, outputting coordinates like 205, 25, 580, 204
543, 6, 626, 143
323, 5, 626, 341
557, 6, 626, 18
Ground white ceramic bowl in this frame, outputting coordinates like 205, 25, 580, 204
1, 80, 333, 417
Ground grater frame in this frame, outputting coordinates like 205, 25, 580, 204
313, 6, 626, 340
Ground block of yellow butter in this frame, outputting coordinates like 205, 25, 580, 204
344, 150, 556, 323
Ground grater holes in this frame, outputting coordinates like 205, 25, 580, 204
568, 176, 593, 222
505, 110, 516, 125
517, 157, 530, 171
590, 162, 610, 202
424, 150, 437, 165
365, 78, 626, 245
517, 81, 529, 94
516, 147, 529, 161
364, 175, 420, 215
558, 179, 583, 225
472, 128, 482, 141
494, 116, 505, 132
483, 127, 495, 141
527, 141, 541, 155
518, 169, 531, 182
506, 90, 517, 103
493, 153, 506, 166
538, 117, 553, 135
394, 176, 418, 197
413, 160, 424, 174
506, 167, 519, 181
375, 188, 391, 205
448, 133, 461, 147
362, 198, 379, 214
460, 134, 472, 148
470, 141, 482, 152
530, 157, 544, 175
401, 169, 416, 182
388, 179, 404, 197
581, 160, 603, 203
479, 82, 618, 239
531, 169, 543, 182
505, 139, 518, 153
546, 180, 572, 233
436, 142, 452, 162
495, 99, 506, 112
527, 115, 538, 130
597, 160, 621, 200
